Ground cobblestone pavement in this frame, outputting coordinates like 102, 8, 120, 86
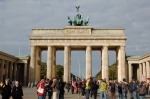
1, 87, 150, 99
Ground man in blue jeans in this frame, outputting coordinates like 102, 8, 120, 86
100, 79, 107, 99
122, 78, 128, 99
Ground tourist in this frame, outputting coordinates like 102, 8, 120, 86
81, 79, 86, 97
92, 80, 99, 99
132, 79, 138, 99
138, 81, 147, 99
85, 78, 90, 99
99, 78, 107, 99
28, 82, 31, 88
58, 78, 65, 99
77, 78, 82, 97
122, 78, 128, 99
148, 82, 150, 95
47, 79, 53, 99
1, 79, 12, 99
118, 81, 123, 99
51, 78, 59, 99
110, 81, 116, 99
37, 79, 46, 99
65, 81, 71, 92
12, 81, 23, 99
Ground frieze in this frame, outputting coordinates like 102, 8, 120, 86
65, 28, 91, 35
31, 39, 125, 43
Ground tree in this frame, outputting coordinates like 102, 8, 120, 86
40, 62, 47, 79
95, 63, 117, 80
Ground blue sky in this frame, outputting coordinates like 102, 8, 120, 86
0, 0, 150, 77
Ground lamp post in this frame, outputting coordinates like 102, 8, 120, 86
77, 58, 80, 78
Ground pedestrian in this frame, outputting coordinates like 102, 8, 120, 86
65, 81, 71, 92
132, 79, 138, 99
28, 82, 31, 88
85, 78, 90, 99
118, 81, 123, 99
122, 78, 128, 99
12, 81, 23, 99
138, 81, 147, 99
92, 80, 99, 99
37, 79, 46, 99
58, 78, 65, 99
51, 78, 59, 99
99, 78, 107, 99
81, 79, 86, 97
1, 79, 12, 99
77, 78, 82, 97
110, 81, 116, 99
46, 79, 53, 99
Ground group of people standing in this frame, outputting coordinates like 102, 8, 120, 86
0, 79, 23, 99
36, 78, 65, 99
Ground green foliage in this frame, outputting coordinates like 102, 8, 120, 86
95, 63, 117, 80
40, 62, 47, 79
55, 64, 64, 79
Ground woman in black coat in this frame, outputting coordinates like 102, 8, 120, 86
12, 81, 23, 99
1, 79, 12, 99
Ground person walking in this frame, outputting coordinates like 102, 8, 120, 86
1, 79, 12, 99
92, 80, 99, 99
110, 81, 116, 99
12, 81, 23, 99
85, 78, 90, 99
118, 81, 123, 99
122, 78, 128, 99
37, 79, 46, 99
99, 79, 107, 99
138, 81, 147, 99
58, 78, 65, 99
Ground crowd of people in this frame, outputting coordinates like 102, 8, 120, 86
0, 77, 150, 99
0, 79, 23, 99
35, 77, 150, 99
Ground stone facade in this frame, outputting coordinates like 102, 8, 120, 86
29, 26, 128, 82
0, 51, 30, 85
127, 53, 150, 82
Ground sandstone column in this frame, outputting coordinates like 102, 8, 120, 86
5, 61, 9, 79
64, 46, 70, 82
29, 46, 36, 82
102, 46, 109, 81
9, 62, 13, 81
146, 61, 150, 82
24, 63, 27, 85
52, 47, 56, 78
13, 63, 17, 80
0, 59, 4, 81
86, 46, 92, 79
142, 62, 146, 81
68, 47, 71, 81
128, 63, 132, 82
35, 47, 41, 82
139, 63, 142, 81
47, 46, 52, 79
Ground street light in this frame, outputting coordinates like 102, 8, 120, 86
77, 58, 80, 78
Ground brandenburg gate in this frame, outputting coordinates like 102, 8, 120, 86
29, 26, 127, 82
28, 8, 128, 82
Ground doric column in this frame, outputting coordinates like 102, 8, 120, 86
29, 46, 36, 82
142, 62, 146, 81
47, 46, 52, 79
52, 47, 56, 78
117, 46, 126, 81
0, 59, 4, 81
35, 47, 41, 82
9, 62, 13, 81
13, 63, 17, 80
86, 46, 92, 79
146, 61, 150, 82
139, 63, 142, 81
24, 63, 27, 85
5, 61, 9, 79
64, 46, 70, 82
128, 63, 132, 82
102, 46, 108, 81
68, 47, 71, 81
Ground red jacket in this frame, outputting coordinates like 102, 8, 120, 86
37, 82, 46, 96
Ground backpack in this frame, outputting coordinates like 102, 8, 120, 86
128, 82, 133, 93
55, 82, 60, 90
139, 86, 147, 95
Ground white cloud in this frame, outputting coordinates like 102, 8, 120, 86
0, 0, 150, 77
